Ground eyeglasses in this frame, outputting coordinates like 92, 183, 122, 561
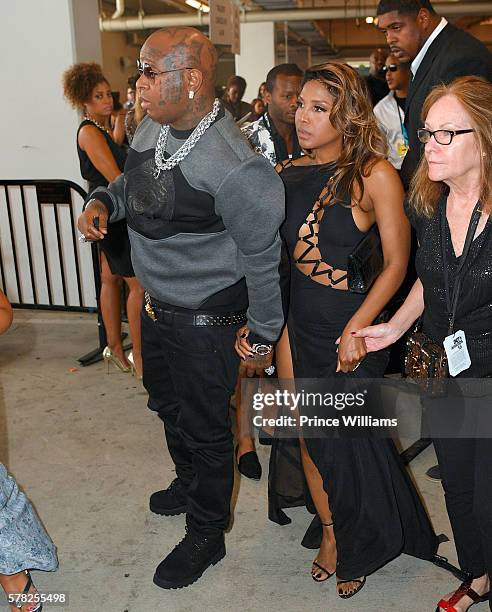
382, 64, 398, 73
417, 128, 475, 145
136, 60, 192, 81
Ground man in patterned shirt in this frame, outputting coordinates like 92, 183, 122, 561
242, 63, 303, 165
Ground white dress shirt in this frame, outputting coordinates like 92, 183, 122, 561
374, 92, 407, 169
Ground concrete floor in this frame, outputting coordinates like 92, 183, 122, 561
0, 310, 487, 612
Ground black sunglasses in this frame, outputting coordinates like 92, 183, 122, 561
417, 128, 475, 145
382, 64, 399, 73
136, 59, 192, 81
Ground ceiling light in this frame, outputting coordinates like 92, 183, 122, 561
365, 16, 374, 24
186, 0, 210, 11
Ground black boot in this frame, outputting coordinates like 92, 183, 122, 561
149, 478, 187, 516
153, 528, 226, 589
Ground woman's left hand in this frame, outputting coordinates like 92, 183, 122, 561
335, 331, 368, 373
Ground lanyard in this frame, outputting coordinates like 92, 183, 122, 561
394, 97, 408, 146
440, 199, 482, 335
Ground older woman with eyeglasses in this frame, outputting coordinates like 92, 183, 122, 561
354, 76, 492, 612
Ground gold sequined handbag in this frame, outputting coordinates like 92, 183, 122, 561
404, 327, 448, 380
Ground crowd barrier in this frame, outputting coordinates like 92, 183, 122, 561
0, 179, 106, 365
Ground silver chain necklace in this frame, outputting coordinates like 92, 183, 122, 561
153, 98, 221, 179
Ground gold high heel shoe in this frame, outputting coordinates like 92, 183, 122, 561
127, 351, 143, 380
102, 346, 131, 373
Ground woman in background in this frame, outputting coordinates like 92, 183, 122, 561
222, 75, 252, 121
125, 81, 146, 145
63, 62, 144, 378
258, 81, 267, 101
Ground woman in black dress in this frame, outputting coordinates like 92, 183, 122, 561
237, 62, 438, 598
355, 76, 492, 611
63, 63, 144, 377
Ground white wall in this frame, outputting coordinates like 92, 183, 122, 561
0, 0, 101, 183
0, 0, 102, 307
235, 22, 275, 104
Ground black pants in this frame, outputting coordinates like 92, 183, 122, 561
433, 437, 492, 605
141, 309, 241, 536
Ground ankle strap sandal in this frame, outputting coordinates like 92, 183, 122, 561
337, 576, 367, 599
436, 579, 489, 611
311, 522, 335, 583
11, 571, 42, 612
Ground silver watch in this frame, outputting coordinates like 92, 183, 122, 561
250, 343, 273, 356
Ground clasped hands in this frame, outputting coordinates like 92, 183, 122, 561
335, 329, 368, 373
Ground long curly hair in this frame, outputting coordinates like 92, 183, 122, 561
301, 62, 387, 206
62, 62, 108, 110
409, 76, 492, 217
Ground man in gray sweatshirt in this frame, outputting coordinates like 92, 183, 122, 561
78, 27, 284, 589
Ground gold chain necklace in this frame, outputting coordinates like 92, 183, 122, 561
83, 115, 112, 135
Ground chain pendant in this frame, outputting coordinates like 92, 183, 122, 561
145, 302, 157, 322
153, 166, 161, 179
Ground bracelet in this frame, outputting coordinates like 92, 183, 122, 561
250, 343, 273, 356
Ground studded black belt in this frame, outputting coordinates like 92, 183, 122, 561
145, 292, 247, 327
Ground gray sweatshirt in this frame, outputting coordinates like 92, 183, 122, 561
90, 107, 285, 342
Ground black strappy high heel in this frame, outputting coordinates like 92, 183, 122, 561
337, 576, 367, 599
311, 522, 336, 582
11, 571, 42, 612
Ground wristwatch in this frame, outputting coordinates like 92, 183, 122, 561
250, 343, 273, 356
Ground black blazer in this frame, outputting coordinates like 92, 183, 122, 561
400, 23, 492, 189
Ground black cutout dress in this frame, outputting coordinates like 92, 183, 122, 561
269, 161, 438, 580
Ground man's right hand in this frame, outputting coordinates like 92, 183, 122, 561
77, 200, 109, 241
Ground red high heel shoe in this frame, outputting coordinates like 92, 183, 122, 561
436, 579, 489, 611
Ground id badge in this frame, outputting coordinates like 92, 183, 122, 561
443, 330, 471, 377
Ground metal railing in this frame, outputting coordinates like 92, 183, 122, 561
0, 179, 107, 364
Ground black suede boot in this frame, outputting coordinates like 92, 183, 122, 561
149, 478, 187, 516
153, 528, 226, 589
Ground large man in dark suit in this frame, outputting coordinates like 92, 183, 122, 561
376, 0, 492, 188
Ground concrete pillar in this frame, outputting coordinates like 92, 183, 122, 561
0, 0, 102, 182
235, 22, 275, 103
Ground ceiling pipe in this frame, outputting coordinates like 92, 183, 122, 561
111, 0, 126, 19
100, 3, 492, 30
